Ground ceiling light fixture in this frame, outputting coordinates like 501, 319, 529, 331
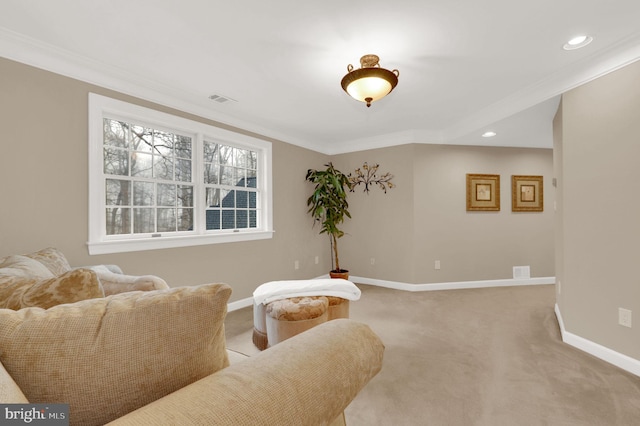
563, 35, 593, 50
482, 131, 497, 138
341, 54, 399, 107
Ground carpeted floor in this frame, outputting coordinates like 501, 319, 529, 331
224, 284, 640, 425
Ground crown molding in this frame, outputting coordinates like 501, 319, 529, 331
3, 26, 640, 156
0, 27, 317, 151
325, 129, 442, 155
441, 32, 640, 142
323, 33, 640, 154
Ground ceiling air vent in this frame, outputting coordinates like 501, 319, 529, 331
208, 94, 237, 104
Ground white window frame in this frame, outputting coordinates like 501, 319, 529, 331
88, 93, 273, 255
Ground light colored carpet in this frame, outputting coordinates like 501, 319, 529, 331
225, 284, 640, 425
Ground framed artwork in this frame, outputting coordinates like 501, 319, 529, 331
466, 174, 500, 211
511, 175, 543, 212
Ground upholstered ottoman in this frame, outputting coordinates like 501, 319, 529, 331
252, 302, 270, 350
265, 296, 329, 347
327, 296, 350, 320
252, 279, 361, 350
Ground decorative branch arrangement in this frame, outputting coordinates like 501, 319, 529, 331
348, 162, 395, 194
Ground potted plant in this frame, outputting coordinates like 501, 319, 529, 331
305, 162, 352, 279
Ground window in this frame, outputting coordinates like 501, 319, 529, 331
88, 93, 273, 255
102, 120, 195, 235
203, 141, 260, 230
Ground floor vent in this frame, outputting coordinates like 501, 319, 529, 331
513, 266, 531, 280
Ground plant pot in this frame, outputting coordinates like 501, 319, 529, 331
330, 269, 349, 280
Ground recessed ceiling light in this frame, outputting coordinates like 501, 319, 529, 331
563, 35, 593, 50
482, 131, 497, 138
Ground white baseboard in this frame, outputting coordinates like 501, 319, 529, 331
555, 304, 640, 377
227, 297, 253, 312
349, 275, 555, 291
227, 275, 555, 312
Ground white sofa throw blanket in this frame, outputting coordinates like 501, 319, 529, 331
253, 279, 361, 305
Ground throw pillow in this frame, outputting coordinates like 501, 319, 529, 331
23, 247, 72, 276
0, 255, 55, 281
0, 255, 79, 309
0, 283, 232, 426
0, 257, 104, 310
5, 269, 104, 310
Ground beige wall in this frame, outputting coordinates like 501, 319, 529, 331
0, 57, 330, 302
553, 101, 565, 311
332, 145, 416, 281
333, 144, 554, 284
556, 60, 640, 359
0, 56, 554, 302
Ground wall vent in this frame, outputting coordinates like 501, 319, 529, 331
208, 94, 237, 104
513, 266, 531, 280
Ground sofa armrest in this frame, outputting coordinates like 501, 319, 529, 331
100, 264, 124, 274
108, 319, 384, 426
85, 265, 170, 295
0, 361, 29, 403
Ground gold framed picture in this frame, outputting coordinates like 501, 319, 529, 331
466, 174, 500, 211
511, 175, 543, 212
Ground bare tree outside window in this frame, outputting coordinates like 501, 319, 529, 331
90, 93, 273, 255
103, 118, 194, 235
103, 118, 258, 236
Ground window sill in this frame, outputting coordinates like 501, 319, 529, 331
87, 230, 275, 255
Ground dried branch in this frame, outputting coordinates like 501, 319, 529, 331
348, 162, 395, 194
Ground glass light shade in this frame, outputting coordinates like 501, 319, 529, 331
346, 76, 393, 103
341, 59, 399, 107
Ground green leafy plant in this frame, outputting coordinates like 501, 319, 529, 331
305, 162, 352, 273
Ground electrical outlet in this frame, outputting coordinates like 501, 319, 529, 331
435, 260, 441, 270
314, 256, 319, 264
619, 308, 632, 328
294, 260, 299, 270
370, 257, 375, 265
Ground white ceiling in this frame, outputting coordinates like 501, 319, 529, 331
1, 0, 640, 154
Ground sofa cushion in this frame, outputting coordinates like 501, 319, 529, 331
0, 283, 232, 426
0, 256, 104, 310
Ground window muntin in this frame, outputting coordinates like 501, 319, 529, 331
203, 141, 259, 230
88, 93, 273, 255
103, 119, 195, 236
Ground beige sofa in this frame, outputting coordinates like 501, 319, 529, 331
0, 248, 384, 425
